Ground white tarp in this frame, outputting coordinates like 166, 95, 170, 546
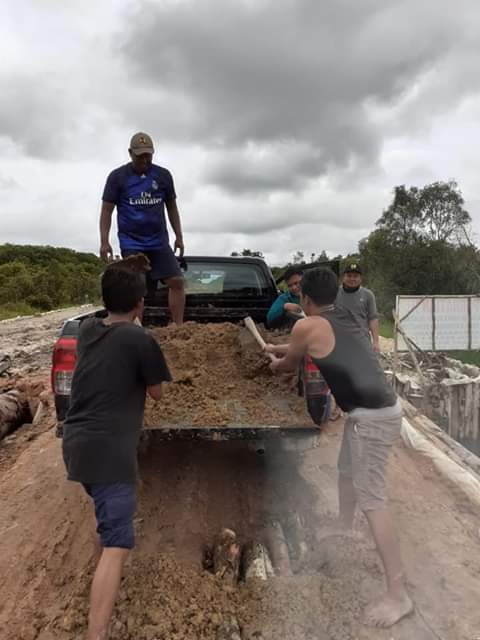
396, 295, 479, 351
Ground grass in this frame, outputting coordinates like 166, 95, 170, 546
0, 302, 39, 320
379, 318, 394, 339
448, 351, 480, 366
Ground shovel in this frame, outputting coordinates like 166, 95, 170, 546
244, 317, 275, 361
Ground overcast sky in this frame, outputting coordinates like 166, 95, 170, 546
1, 0, 480, 265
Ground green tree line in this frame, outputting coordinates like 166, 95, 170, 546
0, 244, 103, 318
264, 181, 480, 315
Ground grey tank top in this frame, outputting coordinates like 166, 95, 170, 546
310, 310, 396, 413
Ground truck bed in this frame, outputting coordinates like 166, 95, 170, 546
142, 322, 320, 447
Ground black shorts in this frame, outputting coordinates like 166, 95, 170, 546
121, 246, 183, 281
83, 482, 136, 549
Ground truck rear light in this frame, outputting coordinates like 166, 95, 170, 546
51, 337, 77, 395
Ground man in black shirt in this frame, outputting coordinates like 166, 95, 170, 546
63, 265, 171, 640
265, 268, 413, 629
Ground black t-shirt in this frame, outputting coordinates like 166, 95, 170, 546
62, 318, 171, 484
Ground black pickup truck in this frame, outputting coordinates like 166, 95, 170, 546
51, 255, 331, 449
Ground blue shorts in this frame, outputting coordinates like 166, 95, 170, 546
83, 482, 136, 549
121, 246, 183, 281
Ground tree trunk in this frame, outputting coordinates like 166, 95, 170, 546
213, 528, 241, 586
0, 390, 30, 439
263, 520, 292, 576
242, 541, 274, 582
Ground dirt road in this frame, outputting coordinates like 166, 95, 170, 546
0, 305, 97, 373
1, 319, 480, 639
1, 413, 480, 639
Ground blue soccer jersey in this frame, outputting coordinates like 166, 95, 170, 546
102, 163, 176, 251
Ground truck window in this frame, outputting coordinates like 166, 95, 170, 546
182, 262, 270, 295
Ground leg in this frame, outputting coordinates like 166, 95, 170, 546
86, 547, 129, 640
363, 509, 413, 627
318, 420, 359, 540
165, 276, 185, 325
83, 483, 136, 640
351, 410, 413, 627
338, 472, 356, 530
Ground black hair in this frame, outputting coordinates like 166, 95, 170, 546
101, 266, 146, 313
300, 267, 338, 306
283, 266, 304, 283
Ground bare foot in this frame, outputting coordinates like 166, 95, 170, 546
364, 593, 414, 628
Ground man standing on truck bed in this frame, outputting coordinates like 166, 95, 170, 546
62, 265, 171, 640
99, 132, 186, 325
266, 267, 413, 628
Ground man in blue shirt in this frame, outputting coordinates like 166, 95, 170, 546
266, 266, 304, 329
99, 132, 185, 324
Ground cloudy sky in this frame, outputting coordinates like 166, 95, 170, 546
2, 0, 480, 265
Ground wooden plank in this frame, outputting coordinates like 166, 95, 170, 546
400, 397, 480, 478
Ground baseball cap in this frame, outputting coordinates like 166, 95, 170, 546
129, 132, 155, 156
344, 262, 362, 274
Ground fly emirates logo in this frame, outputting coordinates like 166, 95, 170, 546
129, 191, 163, 206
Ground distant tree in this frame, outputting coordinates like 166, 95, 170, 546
292, 251, 305, 264
231, 249, 264, 258
377, 181, 471, 244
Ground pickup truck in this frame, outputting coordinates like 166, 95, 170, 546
51, 255, 336, 449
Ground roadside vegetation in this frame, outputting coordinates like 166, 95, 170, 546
0, 244, 103, 319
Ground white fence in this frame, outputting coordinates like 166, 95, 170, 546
395, 295, 480, 351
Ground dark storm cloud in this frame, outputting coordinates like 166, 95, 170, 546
120, 0, 474, 193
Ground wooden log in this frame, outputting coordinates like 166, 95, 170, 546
263, 520, 292, 576
213, 528, 241, 586
400, 397, 480, 478
243, 541, 274, 582
284, 512, 308, 565
216, 614, 242, 640
0, 390, 30, 439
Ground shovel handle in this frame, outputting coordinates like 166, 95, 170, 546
244, 316, 275, 362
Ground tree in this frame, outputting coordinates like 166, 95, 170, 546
231, 249, 264, 258
377, 181, 471, 245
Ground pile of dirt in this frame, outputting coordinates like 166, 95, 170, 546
57, 536, 376, 640
145, 322, 311, 428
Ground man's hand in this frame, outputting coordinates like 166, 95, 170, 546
264, 343, 289, 357
100, 242, 113, 262
373, 341, 380, 353
174, 236, 185, 257
284, 302, 303, 314
269, 354, 282, 373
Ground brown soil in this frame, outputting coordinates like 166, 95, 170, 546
145, 322, 309, 428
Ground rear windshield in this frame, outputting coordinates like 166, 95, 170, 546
182, 261, 270, 295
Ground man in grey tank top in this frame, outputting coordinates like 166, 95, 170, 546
265, 267, 413, 629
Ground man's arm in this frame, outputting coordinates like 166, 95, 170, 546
166, 199, 184, 256
100, 201, 115, 261
270, 320, 309, 373
366, 289, 380, 352
369, 318, 380, 352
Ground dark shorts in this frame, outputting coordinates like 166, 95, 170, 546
121, 247, 183, 281
83, 482, 136, 549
